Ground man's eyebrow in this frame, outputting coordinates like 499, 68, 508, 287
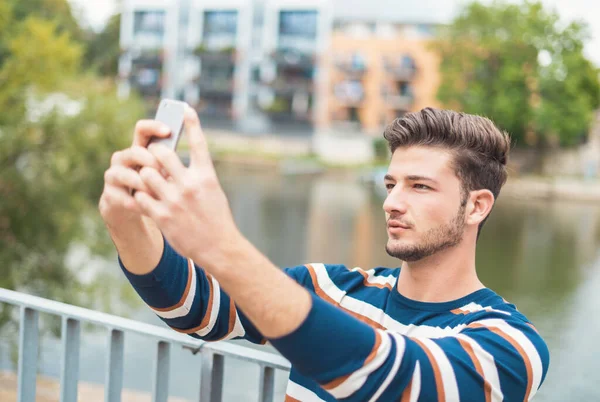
406, 175, 438, 184
384, 174, 439, 185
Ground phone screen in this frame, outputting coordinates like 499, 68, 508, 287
149, 99, 187, 150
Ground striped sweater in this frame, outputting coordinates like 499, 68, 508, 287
120, 239, 549, 401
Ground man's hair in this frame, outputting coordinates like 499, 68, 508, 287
383, 107, 511, 233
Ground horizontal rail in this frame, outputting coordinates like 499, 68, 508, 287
0, 287, 290, 371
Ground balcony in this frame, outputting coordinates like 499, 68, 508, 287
386, 65, 416, 81
334, 54, 368, 79
271, 50, 315, 68
131, 51, 163, 69
336, 63, 367, 79
269, 78, 314, 95
386, 94, 414, 110
198, 78, 234, 97
194, 46, 237, 65
384, 56, 417, 81
129, 67, 162, 98
333, 80, 365, 107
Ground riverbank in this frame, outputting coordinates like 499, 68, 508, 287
180, 128, 600, 202
501, 176, 600, 202
0, 371, 190, 402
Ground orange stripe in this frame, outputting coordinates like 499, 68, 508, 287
284, 395, 301, 402
399, 376, 413, 402
526, 322, 539, 334
413, 339, 445, 402
469, 323, 533, 401
322, 330, 382, 390
306, 264, 385, 330
451, 308, 468, 315
457, 338, 491, 402
214, 300, 237, 341
170, 272, 214, 334
153, 259, 193, 312
352, 268, 393, 290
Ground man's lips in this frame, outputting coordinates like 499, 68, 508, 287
387, 220, 411, 229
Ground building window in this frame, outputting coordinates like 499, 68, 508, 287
203, 11, 238, 49
133, 11, 165, 48
334, 80, 364, 104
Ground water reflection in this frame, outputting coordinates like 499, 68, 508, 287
222, 167, 600, 401
2, 166, 600, 401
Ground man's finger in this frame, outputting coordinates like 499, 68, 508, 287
104, 165, 150, 193
132, 120, 171, 147
112, 146, 162, 170
147, 143, 186, 183
101, 185, 140, 213
183, 106, 212, 168
139, 167, 172, 201
133, 190, 167, 222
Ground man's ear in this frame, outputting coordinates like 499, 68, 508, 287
466, 189, 495, 226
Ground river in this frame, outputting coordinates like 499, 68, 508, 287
2, 165, 599, 401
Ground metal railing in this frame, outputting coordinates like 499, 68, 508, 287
0, 288, 291, 402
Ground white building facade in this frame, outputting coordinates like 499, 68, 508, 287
119, 0, 333, 133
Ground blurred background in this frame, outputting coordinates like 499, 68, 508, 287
1, 0, 600, 401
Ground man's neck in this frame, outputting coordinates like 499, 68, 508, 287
396, 243, 484, 303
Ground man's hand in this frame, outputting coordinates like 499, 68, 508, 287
99, 120, 171, 227
133, 107, 241, 267
133, 106, 312, 340
98, 119, 172, 275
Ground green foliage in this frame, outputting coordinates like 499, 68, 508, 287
434, 0, 600, 147
8, 0, 84, 41
84, 13, 121, 76
0, 78, 144, 302
372, 138, 390, 162
0, 0, 144, 311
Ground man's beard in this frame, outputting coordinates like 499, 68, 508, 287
385, 202, 467, 262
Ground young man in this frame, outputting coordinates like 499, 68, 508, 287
99, 107, 549, 401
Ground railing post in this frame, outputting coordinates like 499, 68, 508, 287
200, 350, 224, 402
152, 341, 171, 402
60, 317, 81, 402
17, 307, 39, 402
258, 365, 275, 402
105, 329, 124, 402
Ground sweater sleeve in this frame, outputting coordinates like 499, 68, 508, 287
119, 236, 308, 344
269, 293, 550, 401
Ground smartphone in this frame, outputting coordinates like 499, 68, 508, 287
149, 99, 187, 150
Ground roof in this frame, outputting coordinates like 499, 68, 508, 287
332, 0, 456, 24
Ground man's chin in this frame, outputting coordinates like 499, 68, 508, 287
386, 241, 411, 258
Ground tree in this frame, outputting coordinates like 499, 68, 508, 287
434, 1, 600, 147
0, 2, 144, 308
7, 0, 84, 41
84, 13, 122, 77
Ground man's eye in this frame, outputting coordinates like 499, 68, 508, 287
385, 183, 395, 190
414, 184, 431, 190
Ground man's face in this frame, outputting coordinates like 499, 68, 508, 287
383, 146, 467, 262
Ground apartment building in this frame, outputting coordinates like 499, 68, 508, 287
255, 0, 332, 132
118, 0, 180, 105
119, 0, 332, 133
328, 21, 441, 134
182, 0, 253, 123
118, 0, 439, 134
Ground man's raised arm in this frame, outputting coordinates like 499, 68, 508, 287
99, 119, 174, 275
99, 116, 270, 343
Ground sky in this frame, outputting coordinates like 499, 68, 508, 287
67, 0, 600, 66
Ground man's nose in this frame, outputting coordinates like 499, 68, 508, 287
383, 187, 408, 216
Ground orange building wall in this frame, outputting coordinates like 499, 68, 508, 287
326, 32, 442, 134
